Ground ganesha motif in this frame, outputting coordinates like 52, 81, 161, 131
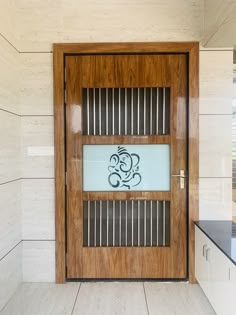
108, 146, 142, 189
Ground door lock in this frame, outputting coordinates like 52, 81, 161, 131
171, 170, 187, 189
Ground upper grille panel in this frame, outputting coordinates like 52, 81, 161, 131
82, 87, 170, 136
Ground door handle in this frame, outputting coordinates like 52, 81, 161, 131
203, 244, 208, 257
171, 170, 187, 189
206, 248, 211, 262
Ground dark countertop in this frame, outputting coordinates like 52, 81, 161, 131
195, 221, 236, 266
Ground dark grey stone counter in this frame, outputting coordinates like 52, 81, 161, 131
195, 220, 236, 265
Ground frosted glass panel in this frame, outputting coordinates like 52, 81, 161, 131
83, 145, 170, 191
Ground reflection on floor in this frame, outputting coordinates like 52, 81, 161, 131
0, 282, 216, 315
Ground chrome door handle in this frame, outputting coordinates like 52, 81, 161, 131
171, 170, 186, 189
171, 170, 187, 178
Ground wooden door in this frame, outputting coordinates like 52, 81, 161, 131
65, 54, 187, 279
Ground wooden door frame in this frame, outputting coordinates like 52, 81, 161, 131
53, 42, 199, 284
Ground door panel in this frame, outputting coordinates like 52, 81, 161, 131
65, 54, 187, 279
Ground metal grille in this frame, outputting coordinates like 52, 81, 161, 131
82, 88, 170, 136
83, 200, 170, 247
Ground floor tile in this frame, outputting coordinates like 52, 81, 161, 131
144, 282, 216, 315
73, 282, 148, 315
0, 244, 22, 312
0, 283, 79, 315
0, 282, 217, 315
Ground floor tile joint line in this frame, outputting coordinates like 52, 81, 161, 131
143, 282, 150, 315
71, 283, 82, 315
0, 282, 22, 313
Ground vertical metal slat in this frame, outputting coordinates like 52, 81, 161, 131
156, 88, 159, 134
163, 88, 165, 134
87, 89, 90, 135
137, 88, 140, 135
118, 88, 121, 135
150, 88, 153, 134
125, 88, 127, 135
99, 88, 102, 135
93, 88, 96, 135
163, 201, 166, 246
85, 87, 165, 137
94, 201, 97, 246
144, 88, 146, 135
131, 89, 134, 135
112, 88, 115, 135
106, 88, 108, 135
84, 199, 166, 248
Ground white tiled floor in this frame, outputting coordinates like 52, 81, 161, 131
0, 282, 216, 315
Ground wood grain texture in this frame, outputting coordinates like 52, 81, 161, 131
78, 54, 173, 88
82, 135, 170, 145
66, 54, 187, 279
83, 192, 171, 201
66, 56, 83, 279
53, 47, 66, 283
53, 42, 198, 54
169, 55, 187, 278
53, 42, 199, 283
188, 43, 199, 284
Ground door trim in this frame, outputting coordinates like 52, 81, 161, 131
53, 42, 199, 283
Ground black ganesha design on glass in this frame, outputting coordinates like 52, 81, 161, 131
108, 146, 142, 190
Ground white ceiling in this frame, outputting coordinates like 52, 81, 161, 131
203, 0, 236, 48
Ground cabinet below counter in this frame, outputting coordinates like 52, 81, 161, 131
195, 222, 236, 315
195, 221, 236, 265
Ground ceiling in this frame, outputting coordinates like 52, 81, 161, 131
203, 0, 236, 48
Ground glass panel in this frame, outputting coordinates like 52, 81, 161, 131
83, 144, 170, 191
